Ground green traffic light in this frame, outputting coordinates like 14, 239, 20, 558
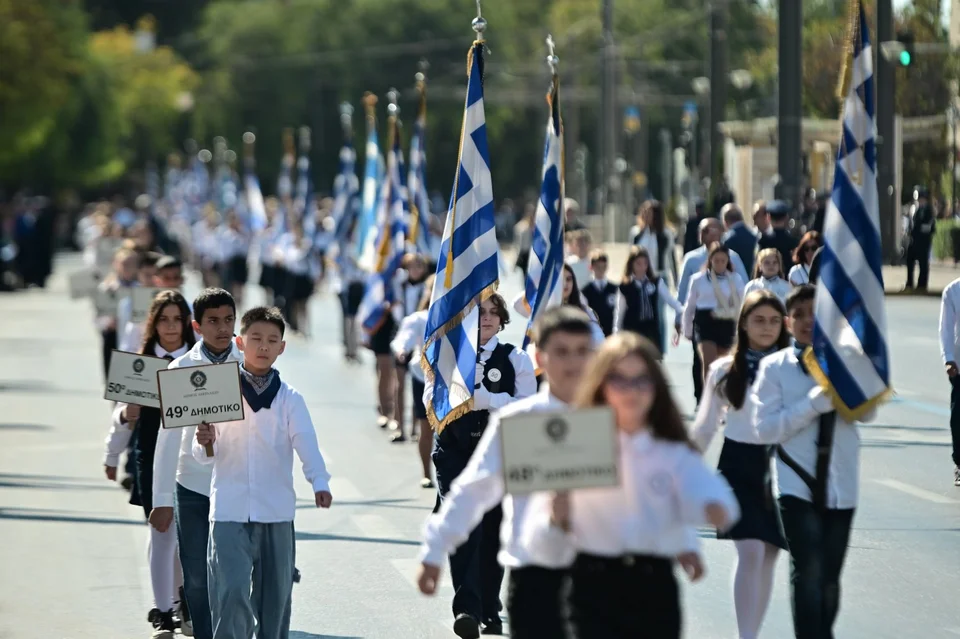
899, 50, 911, 66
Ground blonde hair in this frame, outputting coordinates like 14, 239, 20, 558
574, 332, 693, 447
754, 247, 784, 279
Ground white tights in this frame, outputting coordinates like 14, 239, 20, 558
147, 525, 182, 612
732, 540, 780, 639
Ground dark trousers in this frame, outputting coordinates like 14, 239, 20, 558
101, 328, 117, 381
906, 240, 930, 290
692, 335, 703, 404
432, 436, 504, 622
176, 483, 213, 639
779, 496, 855, 639
507, 566, 567, 639
567, 554, 679, 639
950, 377, 960, 467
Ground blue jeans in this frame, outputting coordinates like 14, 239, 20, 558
175, 483, 212, 639
779, 496, 855, 639
208, 521, 294, 639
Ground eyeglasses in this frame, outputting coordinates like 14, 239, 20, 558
606, 373, 655, 392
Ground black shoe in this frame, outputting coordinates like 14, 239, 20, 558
293, 567, 302, 583
120, 475, 134, 490
390, 430, 407, 443
481, 618, 504, 635
148, 608, 175, 638
954, 466, 960, 487
453, 613, 480, 639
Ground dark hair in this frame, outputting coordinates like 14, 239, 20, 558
240, 306, 286, 337
562, 263, 585, 307
622, 245, 656, 284
702, 242, 733, 273
792, 230, 821, 266
140, 290, 195, 355
589, 249, 608, 265
193, 287, 236, 323
534, 305, 593, 349
717, 290, 789, 410
484, 293, 510, 330
138, 251, 161, 270
575, 332, 694, 449
785, 284, 816, 313
156, 255, 183, 271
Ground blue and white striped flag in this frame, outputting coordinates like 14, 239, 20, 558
358, 118, 409, 335
521, 74, 565, 358
804, 2, 891, 421
357, 101, 382, 266
407, 84, 435, 259
332, 139, 360, 245
421, 42, 499, 432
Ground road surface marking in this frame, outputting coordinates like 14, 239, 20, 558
329, 477, 363, 501
874, 479, 960, 504
351, 514, 405, 543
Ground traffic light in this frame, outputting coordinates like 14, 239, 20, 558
896, 31, 915, 67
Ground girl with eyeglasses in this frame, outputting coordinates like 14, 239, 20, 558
692, 290, 791, 639
521, 333, 739, 639
788, 231, 821, 287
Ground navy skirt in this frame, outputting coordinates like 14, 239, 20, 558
716, 438, 787, 549
694, 309, 736, 350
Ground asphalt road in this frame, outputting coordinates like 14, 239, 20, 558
0, 254, 958, 639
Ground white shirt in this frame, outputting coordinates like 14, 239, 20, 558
102, 344, 190, 466
391, 310, 428, 382
681, 272, 746, 338
788, 263, 810, 286
520, 430, 739, 566
420, 390, 570, 569
152, 340, 243, 507
743, 276, 790, 304
564, 255, 591, 289
751, 348, 875, 509
613, 278, 683, 332
692, 356, 761, 450
677, 245, 749, 304
939, 277, 960, 365
192, 380, 331, 523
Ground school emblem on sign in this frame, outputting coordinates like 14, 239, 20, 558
487, 368, 502, 383
545, 417, 568, 443
132, 358, 145, 374
190, 370, 208, 390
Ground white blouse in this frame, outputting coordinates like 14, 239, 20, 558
681, 271, 746, 339
691, 356, 762, 450
788, 264, 811, 286
391, 310, 428, 382
520, 430, 740, 566
742, 276, 791, 304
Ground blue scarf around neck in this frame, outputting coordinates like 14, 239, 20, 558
239, 364, 281, 412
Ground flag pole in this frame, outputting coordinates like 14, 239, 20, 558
470, 2, 487, 391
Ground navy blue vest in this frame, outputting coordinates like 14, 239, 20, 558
581, 281, 618, 337
443, 342, 516, 453
619, 279, 662, 349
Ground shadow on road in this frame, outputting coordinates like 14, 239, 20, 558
0, 423, 53, 431
294, 531, 419, 547
290, 633, 363, 639
0, 506, 143, 526
0, 472, 120, 492
295, 497, 432, 512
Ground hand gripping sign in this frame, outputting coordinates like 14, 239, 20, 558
158, 362, 245, 457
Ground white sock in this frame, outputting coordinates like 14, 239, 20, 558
148, 525, 178, 612
733, 540, 766, 639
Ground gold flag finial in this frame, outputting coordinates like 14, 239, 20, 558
836, 0, 861, 101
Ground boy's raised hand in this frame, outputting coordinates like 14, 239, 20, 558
315, 491, 333, 508
196, 422, 216, 446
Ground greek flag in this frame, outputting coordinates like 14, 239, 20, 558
804, 2, 891, 421
521, 75, 565, 356
357, 115, 382, 265
332, 140, 360, 245
421, 42, 498, 432
407, 89, 434, 259
358, 119, 409, 335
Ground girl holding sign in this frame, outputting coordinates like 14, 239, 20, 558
104, 290, 196, 638
692, 289, 790, 639
523, 333, 739, 639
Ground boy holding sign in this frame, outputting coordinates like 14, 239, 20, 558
151, 288, 240, 639
418, 306, 595, 638
194, 306, 331, 639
